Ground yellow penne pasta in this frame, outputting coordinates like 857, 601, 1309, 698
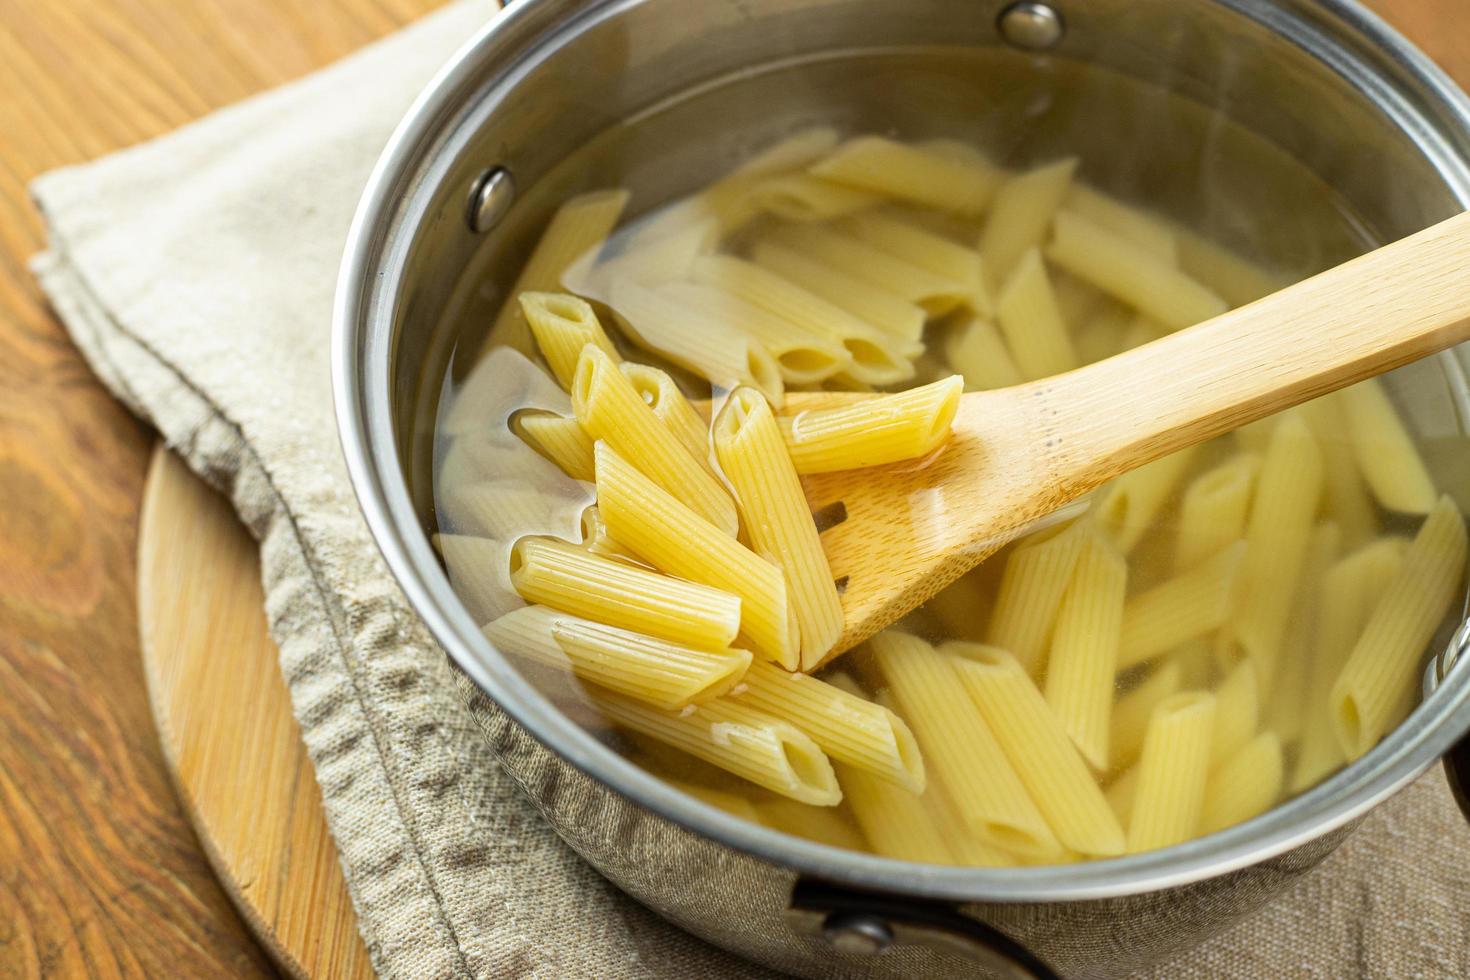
576, 505, 634, 561
573, 345, 738, 535
838, 210, 991, 313
870, 631, 1061, 859
950, 643, 1125, 856
593, 690, 840, 804
980, 157, 1079, 286
776, 376, 962, 474
595, 441, 799, 668
483, 605, 752, 709
1047, 210, 1227, 329
1201, 732, 1284, 835
732, 661, 924, 791
1297, 394, 1378, 549
944, 314, 1024, 391
1209, 660, 1259, 766
1126, 691, 1216, 853
1105, 765, 1138, 827
1109, 660, 1184, 772
1338, 378, 1438, 515
480, 188, 630, 358
810, 135, 1002, 216
618, 362, 715, 471
1292, 536, 1409, 791
659, 281, 850, 384
994, 248, 1079, 381
1225, 414, 1324, 696
765, 223, 973, 315
749, 238, 926, 347
608, 276, 785, 403
1044, 533, 1128, 770
672, 780, 765, 823
1118, 541, 1246, 670
1268, 521, 1342, 744
689, 255, 914, 386
508, 537, 741, 650
756, 797, 869, 851
514, 411, 596, 483
715, 389, 843, 667
520, 292, 621, 389
1175, 229, 1291, 307
985, 521, 1089, 673
1063, 185, 1179, 262
1173, 454, 1259, 571
743, 172, 881, 222
1095, 446, 1200, 554
1331, 496, 1466, 760
1075, 304, 1132, 366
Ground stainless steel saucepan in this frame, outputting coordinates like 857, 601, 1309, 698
334, 2, 1470, 975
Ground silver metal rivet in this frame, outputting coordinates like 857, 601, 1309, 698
997, 1, 1065, 51
467, 166, 516, 233
822, 913, 893, 955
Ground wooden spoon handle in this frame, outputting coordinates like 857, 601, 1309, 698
1037, 209, 1470, 489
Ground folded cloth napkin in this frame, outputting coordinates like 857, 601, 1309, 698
31, 2, 1470, 977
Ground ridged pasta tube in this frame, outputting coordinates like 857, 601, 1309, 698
776, 376, 962, 475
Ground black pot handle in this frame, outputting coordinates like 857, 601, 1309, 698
787, 879, 1061, 979
1437, 621, 1470, 824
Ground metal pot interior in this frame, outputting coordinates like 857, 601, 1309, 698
339, 0, 1470, 903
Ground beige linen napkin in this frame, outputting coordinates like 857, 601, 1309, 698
30, 2, 1470, 977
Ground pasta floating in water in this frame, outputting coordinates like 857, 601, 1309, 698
433, 129, 1466, 865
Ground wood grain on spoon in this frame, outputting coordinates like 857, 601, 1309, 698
805, 209, 1470, 665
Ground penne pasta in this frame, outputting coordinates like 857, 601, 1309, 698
1095, 446, 1200, 554
776, 376, 962, 474
1225, 414, 1324, 696
1075, 304, 1133, 366
980, 158, 1079, 286
838, 210, 991, 313
733, 661, 924, 791
660, 281, 851, 384
1118, 541, 1246, 670
715, 389, 843, 667
1176, 229, 1291, 308
870, 631, 1062, 859
743, 172, 881, 223
1209, 660, 1259, 766
576, 505, 634, 561
1126, 691, 1216, 853
749, 239, 927, 347
595, 441, 799, 668
1292, 536, 1408, 791
672, 780, 765, 823
1109, 660, 1184, 773
986, 521, 1089, 673
1044, 533, 1128, 771
573, 345, 739, 535
765, 223, 973, 315
618, 362, 715, 472
810, 135, 1002, 216
1105, 765, 1138, 827
689, 254, 915, 386
514, 411, 596, 483
994, 248, 1079, 380
1200, 732, 1284, 835
1064, 184, 1179, 263
1173, 454, 1259, 571
1268, 521, 1342, 743
483, 605, 752, 709
480, 188, 630, 357
508, 537, 740, 651
592, 690, 840, 805
1338, 378, 1438, 515
608, 276, 785, 403
756, 797, 869, 851
1047, 210, 1227, 330
1331, 496, 1466, 760
1297, 395, 1378, 549
950, 643, 1125, 856
520, 292, 621, 389
944, 315, 1024, 391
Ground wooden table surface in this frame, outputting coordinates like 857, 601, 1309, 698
0, 0, 1466, 976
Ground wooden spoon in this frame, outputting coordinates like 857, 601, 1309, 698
801, 210, 1470, 665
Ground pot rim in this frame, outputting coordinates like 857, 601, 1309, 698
333, 0, 1470, 902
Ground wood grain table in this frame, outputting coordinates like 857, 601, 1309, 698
1, 1, 1467, 977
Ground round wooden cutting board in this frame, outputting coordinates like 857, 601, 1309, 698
137, 446, 373, 979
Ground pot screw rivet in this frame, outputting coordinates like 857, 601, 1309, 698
467, 166, 515, 233
822, 913, 894, 955
997, 1, 1065, 51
